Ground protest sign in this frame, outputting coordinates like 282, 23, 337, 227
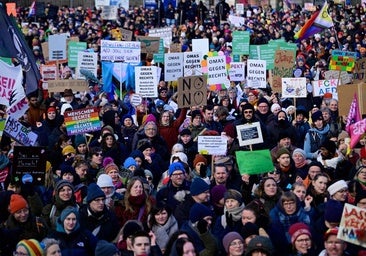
236, 122, 263, 147
198, 136, 227, 155
229, 62, 245, 81
6, 97, 28, 121
41, 42, 49, 62
120, 28, 133, 41
228, 15, 245, 27
353, 58, 366, 81
184, 52, 203, 76
177, 76, 207, 108
170, 43, 182, 53
207, 56, 227, 84
329, 50, 357, 72
130, 94, 143, 107
46, 80, 89, 93
272, 50, 295, 93
135, 66, 158, 97
101, 40, 141, 63
0, 60, 23, 107
236, 4, 244, 14
192, 39, 209, 56
236, 150, 274, 175
232, 31, 250, 55
48, 34, 68, 61
136, 36, 160, 54
64, 107, 101, 136
312, 79, 338, 99
249, 44, 277, 70
76, 52, 98, 79
68, 41, 87, 68
12, 146, 46, 185
247, 59, 266, 88
153, 39, 165, 63
148, 27, 172, 48
164, 53, 184, 81
338, 203, 366, 247
101, 5, 118, 20
324, 70, 352, 84
6, 2, 16, 16
282, 77, 307, 98
338, 83, 366, 116
4, 116, 38, 146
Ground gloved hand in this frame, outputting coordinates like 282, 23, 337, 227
197, 219, 208, 234
226, 211, 234, 228
199, 164, 207, 178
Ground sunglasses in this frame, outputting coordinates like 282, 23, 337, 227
268, 170, 280, 175
64, 153, 73, 158
244, 110, 253, 114
94, 153, 103, 157
146, 176, 152, 181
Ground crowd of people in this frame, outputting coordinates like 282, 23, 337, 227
0, 1, 366, 256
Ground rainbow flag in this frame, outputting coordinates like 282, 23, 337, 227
294, 3, 333, 41
28, 1, 36, 17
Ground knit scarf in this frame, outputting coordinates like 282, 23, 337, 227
221, 203, 245, 228
280, 165, 290, 172
295, 159, 307, 169
128, 193, 146, 207
358, 178, 366, 187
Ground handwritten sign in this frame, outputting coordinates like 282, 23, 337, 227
247, 59, 266, 88
164, 53, 184, 81
101, 40, 141, 63
282, 77, 307, 98
338, 203, 366, 247
0, 59, 23, 107
272, 50, 295, 93
121, 28, 133, 41
135, 66, 158, 97
312, 79, 338, 99
329, 50, 357, 72
324, 70, 352, 84
177, 76, 207, 108
236, 122, 263, 147
4, 117, 38, 146
13, 146, 46, 185
353, 58, 366, 81
101, 5, 118, 20
198, 136, 227, 155
64, 107, 101, 136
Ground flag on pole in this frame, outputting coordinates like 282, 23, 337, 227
345, 93, 361, 134
28, 1, 36, 18
0, 4, 41, 95
294, 3, 334, 41
350, 119, 366, 149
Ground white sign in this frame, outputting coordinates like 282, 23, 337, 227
236, 122, 264, 147
164, 53, 184, 82
312, 79, 338, 99
338, 203, 366, 247
236, 4, 244, 14
229, 62, 245, 81
101, 40, 141, 63
198, 136, 228, 155
0, 60, 23, 107
207, 56, 227, 84
184, 52, 203, 76
282, 77, 307, 98
4, 116, 38, 146
324, 70, 352, 85
95, 0, 109, 7
192, 39, 209, 56
101, 5, 118, 20
40, 65, 57, 81
148, 27, 172, 48
228, 15, 245, 27
76, 52, 98, 79
48, 33, 68, 60
130, 94, 143, 107
135, 66, 158, 97
247, 59, 266, 88
5, 68, 27, 120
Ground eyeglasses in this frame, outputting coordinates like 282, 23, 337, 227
94, 153, 103, 157
64, 153, 73, 158
13, 252, 28, 256
283, 201, 296, 207
268, 170, 280, 175
296, 238, 311, 243
171, 172, 184, 177
229, 241, 244, 247
244, 110, 253, 114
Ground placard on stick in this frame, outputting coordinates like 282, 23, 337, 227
13, 146, 47, 185
177, 76, 207, 108
235, 150, 274, 175
198, 136, 227, 155
235, 122, 263, 147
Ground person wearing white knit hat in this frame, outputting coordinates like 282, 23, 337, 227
327, 180, 348, 202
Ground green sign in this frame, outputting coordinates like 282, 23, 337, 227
0, 57, 12, 65
249, 45, 277, 70
153, 53, 164, 63
232, 31, 250, 55
249, 45, 260, 60
236, 150, 274, 175
68, 41, 87, 68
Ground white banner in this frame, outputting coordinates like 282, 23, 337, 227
135, 66, 158, 97
229, 62, 245, 82
198, 136, 227, 155
312, 79, 338, 99
247, 59, 266, 88
76, 52, 98, 79
164, 53, 184, 82
101, 40, 141, 63
48, 33, 68, 60
0, 60, 23, 107
282, 77, 307, 98
183, 52, 203, 76
148, 27, 172, 48
207, 56, 227, 84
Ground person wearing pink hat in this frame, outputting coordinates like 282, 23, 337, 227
288, 223, 314, 255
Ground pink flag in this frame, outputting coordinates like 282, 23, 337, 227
350, 118, 366, 149
345, 93, 361, 134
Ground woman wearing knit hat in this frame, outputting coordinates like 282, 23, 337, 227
121, 114, 138, 152
288, 223, 314, 256
190, 154, 211, 181
222, 232, 244, 256
274, 147, 297, 190
101, 157, 125, 194
327, 180, 348, 202
292, 148, 310, 180
74, 134, 88, 158
41, 238, 62, 256
100, 132, 128, 168
15, 239, 44, 256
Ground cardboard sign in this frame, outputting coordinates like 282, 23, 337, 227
247, 59, 266, 88
282, 77, 307, 98
232, 31, 250, 55
48, 34, 68, 61
198, 136, 227, 155
121, 28, 133, 41
164, 53, 184, 81
229, 62, 245, 81
192, 39, 209, 56
76, 52, 98, 79
236, 150, 274, 175
101, 40, 141, 63
338, 83, 366, 116
170, 43, 182, 53
135, 66, 158, 97
4, 117, 38, 146
64, 107, 101, 136
312, 79, 338, 99
338, 203, 366, 247
68, 41, 87, 68
177, 76, 207, 108
324, 70, 352, 85
148, 27, 172, 48
354, 58, 366, 81
12, 146, 46, 185
46, 80, 89, 93
184, 52, 203, 76
136, 36, 160, 54
329, 50, 357, 72
272, 50, 295, 93
207, 56, 227, 84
